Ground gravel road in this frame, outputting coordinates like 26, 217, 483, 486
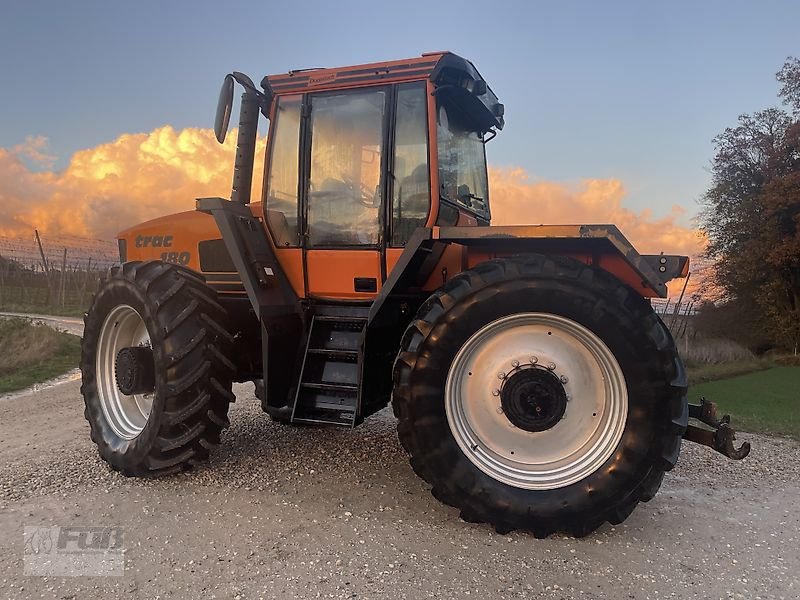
1, 369, 798, 599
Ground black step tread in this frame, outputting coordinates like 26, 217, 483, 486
314, 315, 367, 325
295, 399, 357, 411
292, 416, 354, 427
300, 381, 359, 392
312, 304, 371, 319
307, 348, 359, 358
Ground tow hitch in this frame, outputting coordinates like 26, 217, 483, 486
683, 398, 751, 460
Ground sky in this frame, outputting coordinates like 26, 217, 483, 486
1, 0, 798, 252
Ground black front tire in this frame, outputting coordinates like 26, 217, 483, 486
80, 261, 236, 476
392, 255, 687, 537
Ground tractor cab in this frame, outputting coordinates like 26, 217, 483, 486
211, 52, 504, 300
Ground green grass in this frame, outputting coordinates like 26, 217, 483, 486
689, 367, 800, 439
686, 359, 772, 385
0, 302, 86, 317
0, 318, 81, 394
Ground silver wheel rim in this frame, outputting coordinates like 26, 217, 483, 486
445, 312, 628, 490
96, 305, 154, 440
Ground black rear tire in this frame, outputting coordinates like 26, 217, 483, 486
392, 255, 687, 537
80, 261, 236, 476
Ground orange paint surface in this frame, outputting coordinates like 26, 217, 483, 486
305, 249, 382, 299
119, 209, 215, 272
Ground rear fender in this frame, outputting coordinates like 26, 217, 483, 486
369, 225, 688, 325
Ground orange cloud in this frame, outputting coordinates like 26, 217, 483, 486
0, 126, 265, 239
488, 168, 706, 300
10, 135, 57, 169
489, 168, 704, 257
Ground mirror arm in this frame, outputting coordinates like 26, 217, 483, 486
231, 72, 270, 108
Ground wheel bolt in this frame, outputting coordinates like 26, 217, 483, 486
497, 372, 506, 380
496, 406, 504, 414
511, 360, 519, 368
560, 375, 568, 384
530, 356, 538, 364
547, 362, 556, 371
492, 389, 501, 397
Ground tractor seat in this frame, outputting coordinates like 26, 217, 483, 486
266, 208, 296, 247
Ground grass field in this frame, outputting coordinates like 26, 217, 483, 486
686, 359, 772, 385
0, 318, 81, 393
689, 366, 800, 439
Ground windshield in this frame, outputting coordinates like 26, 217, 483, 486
437, 100, 489, 218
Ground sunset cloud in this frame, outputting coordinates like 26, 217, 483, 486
10, 135, 57, 169
489, 168, 704, 257
0, 127, 702, 264
0, 126, 266, 239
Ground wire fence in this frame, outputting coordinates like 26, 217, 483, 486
0, 231, 118, 314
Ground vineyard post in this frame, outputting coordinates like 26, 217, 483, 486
0, 252, 4, 306
34, 229, 52, 303
670, 273, 691, 330
79, 256, 93, 308
59, 248, 68, 307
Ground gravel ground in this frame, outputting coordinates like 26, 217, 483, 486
1, 374, 799, 600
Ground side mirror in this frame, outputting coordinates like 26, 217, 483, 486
214, 75, 235, 143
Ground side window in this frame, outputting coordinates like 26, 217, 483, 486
265, 96, 302, 247
391, 83, 430, 246
308, 90, 386, 246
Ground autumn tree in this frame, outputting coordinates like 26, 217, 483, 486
701, 58, 800, 352
777, 57, 800, 115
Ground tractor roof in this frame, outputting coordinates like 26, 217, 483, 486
261, 52, 504, 130
263, 52, 447, 94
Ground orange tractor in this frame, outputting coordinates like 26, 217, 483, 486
80, 52, 748, 536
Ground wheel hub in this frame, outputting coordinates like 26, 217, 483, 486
96, 304, 154, 440
114, 346, 155, 396
500, 367, 567, 432
444, 312, 629, 490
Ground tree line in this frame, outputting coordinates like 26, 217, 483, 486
700, 57, 800, 354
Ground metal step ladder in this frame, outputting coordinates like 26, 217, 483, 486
290, 305, 369, 426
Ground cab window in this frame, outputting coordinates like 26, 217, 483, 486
265, 95, 302, 247
391, 83, 430, 246
308, 89, 386, 246
437, 99, 489, 219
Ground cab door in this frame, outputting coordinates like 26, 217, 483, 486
303, 88, 387, 300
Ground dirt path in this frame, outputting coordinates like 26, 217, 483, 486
1, 379, 798, 599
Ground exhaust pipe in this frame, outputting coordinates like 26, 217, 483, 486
231, 86, 260, 205
214, 72, 265, 205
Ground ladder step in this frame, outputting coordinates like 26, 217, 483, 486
291, 304, 367, 427
307, 348, 359, 359
292, 416, 354, 427
314, 315, 367, 324
305, 399, 357, 411
300, 381, 359, 392
313, 304, 371, 319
